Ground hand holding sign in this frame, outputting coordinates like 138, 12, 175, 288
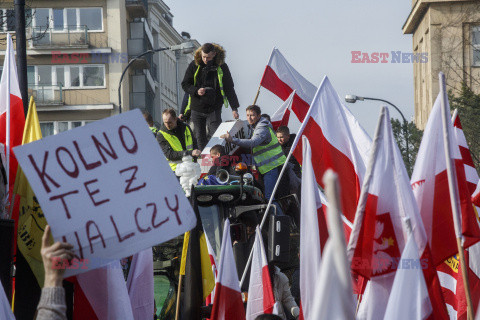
14, 110, 197, 276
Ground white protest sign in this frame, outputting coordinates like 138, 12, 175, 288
200, 120, 253, 174
14, 109, 197, 276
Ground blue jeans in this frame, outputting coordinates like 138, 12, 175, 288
263, 167, 284, 215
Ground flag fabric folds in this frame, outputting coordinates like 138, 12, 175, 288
383, 234, 433, 320
437, 110, 480, 319
0, 33, 25, 202
260, 47, 316, 122
13, 97, 46, 286
347, 107, 448, 320
211, 219, 245, 320
411, 85, 480, 267
76, 261, 134, 320
299, 136, 329, 320
270, 90, 294, 131
310, 170, 356, 319
246, 227, 275, 320
0, 277, 14, 320
127, 248, 154, 320
292, 76, 371, 224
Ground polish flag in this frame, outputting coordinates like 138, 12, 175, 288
299, 136, 354, 320
0, 33, 25, 201
411, 78, 480, 267
347, 107, 448, 320
436, 110, 480, 319
290, 76, 371, 224
211, 219, 246, 320
246, 227, 275, 320
127, 249, 154, 320
299, 136, 329, 320
260, 47, 316, 122
270, 90, 294, 131
310, 170, 356, 319
205, 231, 218, 307
76, 260, 134, 319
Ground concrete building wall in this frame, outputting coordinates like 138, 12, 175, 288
404, 0, 480, 129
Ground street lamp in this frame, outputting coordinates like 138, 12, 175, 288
345, 94, 411, 171
117, 40, 196, 114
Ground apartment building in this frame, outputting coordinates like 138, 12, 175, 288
403, 0, 480, 128
0, 0, 198, 135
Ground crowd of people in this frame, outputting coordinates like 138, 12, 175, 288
32, 41, 302, 320
140, 42, 302, 319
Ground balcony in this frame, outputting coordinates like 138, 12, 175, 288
31, 26, 89, 49
28, 84, 63, 106
126, 0, 148, 18
128, 21, 153, 69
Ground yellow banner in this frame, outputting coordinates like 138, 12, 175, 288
14, 97, 47, 286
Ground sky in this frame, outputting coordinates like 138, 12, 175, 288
167, 0, 415, 137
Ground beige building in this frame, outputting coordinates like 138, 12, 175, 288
403, 0, 480, 129
0, 0, 198, 135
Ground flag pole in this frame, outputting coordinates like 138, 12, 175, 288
175, 274, 183, 320
239, 76, 326, 287
5, 34, 11, 214
252, 84, 261, 105
439, 72, 474, 320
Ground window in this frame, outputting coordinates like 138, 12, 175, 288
473, 26, 480, 66
0, 9, 16, 32
70, 66, 80, 87
27, 65, 105, 89
79, 8, 102, 31
83, 65, 104, 87
32, 8, 103, 31
40, 120, 93, 137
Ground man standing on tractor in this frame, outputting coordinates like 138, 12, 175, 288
181, 43, 240, 150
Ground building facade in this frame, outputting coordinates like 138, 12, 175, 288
403, 0, 480, 129
0, 0, 198, 135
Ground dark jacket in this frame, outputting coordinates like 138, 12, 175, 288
181, 44, 239, 113
281, 133, 301, 177
156, 119, 198, 161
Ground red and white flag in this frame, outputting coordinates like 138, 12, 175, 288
270, 90, 294, 131
211, 219, 246, 320
245, 227, 275, 320
473, 182, 480, 208
299, 136, 329, 320
436, 110, 480, 319
310, 170, 356, 319
291, 76, 371, 224
205, 230, 218, 307
411, 85, 480, 267
76, 260, 134, 319
0, 33, 25, 201
127, 249, 154, 320
347, 107, 448, 320
260, 47, 316, 122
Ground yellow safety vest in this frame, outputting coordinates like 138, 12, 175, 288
184, 65, 229, 114
159, 126, 193, 171
253, 127, 286, 175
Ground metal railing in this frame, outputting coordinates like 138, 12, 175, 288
29, 84, 63, 105
125, 0, 148, 11
31, 25, 89, 47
